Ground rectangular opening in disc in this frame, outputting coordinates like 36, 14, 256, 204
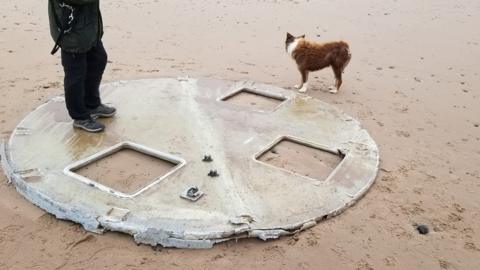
73, 148, 178, 194
256, 138, 343, 181
221, 88, 286, 111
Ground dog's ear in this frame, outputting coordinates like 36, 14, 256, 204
300, 34, 306, 39
286, 32, 294, 40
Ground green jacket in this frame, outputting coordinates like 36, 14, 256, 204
48, 0, 103, 53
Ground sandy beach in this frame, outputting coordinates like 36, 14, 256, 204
1, 0, 479, 269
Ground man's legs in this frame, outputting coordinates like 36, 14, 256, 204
61, 49, 105, 132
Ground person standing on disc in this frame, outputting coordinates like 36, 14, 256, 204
48, 0, 116, 133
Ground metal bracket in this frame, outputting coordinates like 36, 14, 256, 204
180, 186, 204, 202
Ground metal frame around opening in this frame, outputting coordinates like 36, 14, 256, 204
218, 87, 289, 113
252, 135, 349, 183
63, 141, 187, 199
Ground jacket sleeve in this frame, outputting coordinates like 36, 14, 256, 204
62, 0, 97, 5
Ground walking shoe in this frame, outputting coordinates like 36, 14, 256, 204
90, 104, 116, 118
73, 118, 105, 133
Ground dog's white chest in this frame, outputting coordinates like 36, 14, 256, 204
287, 40, 299, 56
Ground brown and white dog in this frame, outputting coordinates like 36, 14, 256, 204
286, 33, 351, 94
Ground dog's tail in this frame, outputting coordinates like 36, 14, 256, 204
339, 43, 351, 73
330, 42, 351, 73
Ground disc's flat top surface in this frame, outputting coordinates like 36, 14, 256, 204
4, 78, 379, 248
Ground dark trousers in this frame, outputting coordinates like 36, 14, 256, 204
61, 41, 107, 120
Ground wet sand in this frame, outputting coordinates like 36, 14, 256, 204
1, 0, 480, 269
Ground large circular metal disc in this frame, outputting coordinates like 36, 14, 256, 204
1, 78, 379, 248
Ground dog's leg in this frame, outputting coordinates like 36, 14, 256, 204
330, 67, 342, 94
298, 69, 309, 93
294, 69, 303, 89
